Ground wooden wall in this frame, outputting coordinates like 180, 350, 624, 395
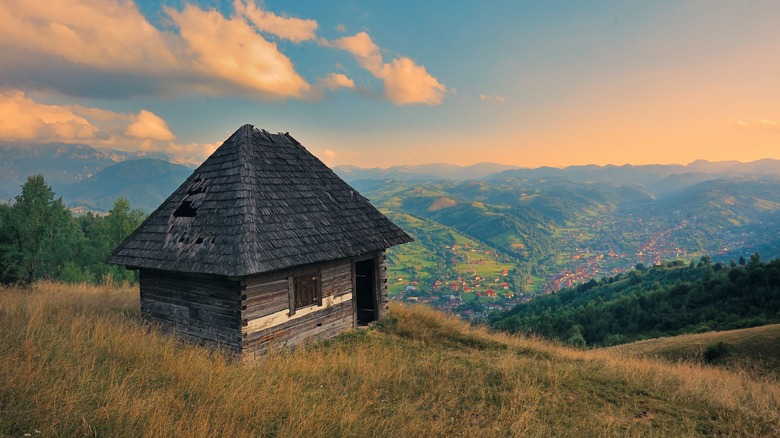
139, 269, 242, 352
138, 251, 388, 360
241, 257, 356, 358
378, 251, 389, 319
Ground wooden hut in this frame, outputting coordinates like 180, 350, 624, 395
109, 124, 412, 358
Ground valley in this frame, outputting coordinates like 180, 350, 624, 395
2, 144, 779, 321
355, 174, 780, 320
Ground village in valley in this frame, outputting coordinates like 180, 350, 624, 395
389, 238, 522, 319
387, 209, 759, 320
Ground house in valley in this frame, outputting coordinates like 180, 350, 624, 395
109, 124, 412, 359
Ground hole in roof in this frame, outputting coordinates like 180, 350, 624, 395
173, 200, 197, 218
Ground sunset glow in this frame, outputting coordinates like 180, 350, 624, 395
0, 0, 777, 167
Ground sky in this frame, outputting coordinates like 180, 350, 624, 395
0, 0, 778, 168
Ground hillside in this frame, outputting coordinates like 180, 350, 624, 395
57, 158, 192, 212
607, 324, 780, 379
359, 175, 780, 318
0, 142, 172, 201
490, 258, 780, 347
1, 282, 778, 436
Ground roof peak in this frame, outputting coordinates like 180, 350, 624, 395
109, 125, 412, 277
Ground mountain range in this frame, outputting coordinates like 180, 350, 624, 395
1, 141, 779, 221
0, 142, 190, 211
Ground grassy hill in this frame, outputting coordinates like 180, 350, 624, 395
490, 258, 780, 347
1, 283, 778, 437
606, 324, 780, 379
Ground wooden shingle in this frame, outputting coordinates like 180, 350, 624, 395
109, 124, 412, 276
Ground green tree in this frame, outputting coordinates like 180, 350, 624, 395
748, 252, 761, 271
89, 198, 146, 284
0, 175, 81, 284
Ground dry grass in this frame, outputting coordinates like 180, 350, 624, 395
605, 324, 780, 379
1, 282, 778, 437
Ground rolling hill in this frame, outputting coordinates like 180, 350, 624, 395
1, 282, 777, 436
606, 324, 780, 379
0, 142, 173, 201
57, 158, 192, 212
490, 258, 780, 347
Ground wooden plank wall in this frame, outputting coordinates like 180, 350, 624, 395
378, 251, 389, 319
241, 258, 355, 358
139, 269, 242, 352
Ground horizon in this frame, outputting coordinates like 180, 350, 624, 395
5, 138, 780, 172
1, 1, 778, 168
334, 157, 780, 171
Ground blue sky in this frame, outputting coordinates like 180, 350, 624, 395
1, 0, 778, 167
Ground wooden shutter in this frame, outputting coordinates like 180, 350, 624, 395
295, 273, 319, 308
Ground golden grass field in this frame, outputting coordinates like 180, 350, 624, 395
1, 282, 778, 437
606, 324, 780, 379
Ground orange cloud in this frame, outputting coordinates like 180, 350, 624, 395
0, 90, 100, 141
329, 32, 446, 105
734, 119, 780, 130
0, 91, 217, 164
0, 0, 178, 72
381, 58, 447, 106
234, 0, 318, 43
330, 32, 384, 70
125, 110, 175, 141
0, 0, 313, 100
318, 73, 355, 90
166, 4, 311, 99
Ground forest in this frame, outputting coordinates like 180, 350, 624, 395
489, 257, 780, 347
0, 175, 145, 286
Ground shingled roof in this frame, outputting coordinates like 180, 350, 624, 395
109, 124, 412, 277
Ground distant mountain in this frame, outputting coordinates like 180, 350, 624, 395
334, 162, 518, 182
58, 159, 192, 212
486, 159, 780, 195
0, 142, 175, 201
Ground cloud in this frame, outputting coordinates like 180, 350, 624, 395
328, 32, 446, 105
0, 90, 100, 141
381, 58, 447, 106
0, 91, 216, 164
0, 0, 311, 100
335, 24, 346, 33
324, 148, 336, 159
303, 73, 355, 102
329, 33, 384, 71
318, 73, 355, 91
480, 94, 507, 103
164, 142, 222, 166
166, 4, 311, 99
734, 119, 780, 130
0, 0, 178, 73
125, 110, 175, 141
0, 0, 444, 106
234, 0, 318, 43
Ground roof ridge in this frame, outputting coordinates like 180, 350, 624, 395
237, 125, 256, 276
108, 124, 413, 277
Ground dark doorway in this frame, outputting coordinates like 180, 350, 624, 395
355, 259, 377, 325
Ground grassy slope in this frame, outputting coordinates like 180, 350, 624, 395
606, 324, 780, 379
1, 283, 778, 437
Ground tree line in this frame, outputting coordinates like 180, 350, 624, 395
489, 256, 780, 347
0, 175, 146, 285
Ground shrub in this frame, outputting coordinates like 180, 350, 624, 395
702, 341, 730, 363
